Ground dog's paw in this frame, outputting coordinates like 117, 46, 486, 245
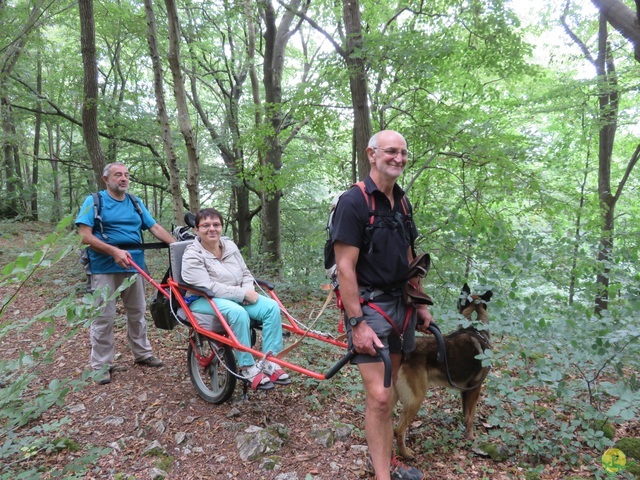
396, 446, 415, 460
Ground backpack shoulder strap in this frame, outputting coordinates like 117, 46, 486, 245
125, 192, 144, 217
92, 192, 105, 237
400, 194, 410, 216
353, 181, 375, 225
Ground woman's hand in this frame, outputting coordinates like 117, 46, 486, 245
243, 290, 259, 305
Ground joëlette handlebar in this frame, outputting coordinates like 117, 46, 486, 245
324, 345, 392, 388
427, 322, 445, 364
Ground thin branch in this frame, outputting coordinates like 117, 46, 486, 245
275, 0, 347, 58
561, 0, 596, 66
613, 141, 640, 202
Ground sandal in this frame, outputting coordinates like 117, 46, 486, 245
242, 365, 275, 391
263, 360, 291, 385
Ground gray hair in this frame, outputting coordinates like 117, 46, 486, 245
103, 162, 127, 177
368, 130, 405, 149
368, 132, 380, 149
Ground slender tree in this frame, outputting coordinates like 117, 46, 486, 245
164, 0, 200, 212
562, 5, 640, 314
254, 0, 306, 271
144, 0, 185, 225
342, 0, 371, 180
78, 0, 106, 187
0, 2, 44, 217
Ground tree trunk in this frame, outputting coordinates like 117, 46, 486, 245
31, 54, 41, 220
1, 97, 18, 218
47, 123, 63, 222
569, 151, 590, 306
280, 0, 373, 181
593, 17, 618, 316
144, 0, 185, 225
164, 0, 200, 212
78, 0, 106, 188
343, 0, 372, 180
0, 4, 42, 218
258, 0, 303, 272
591, 0, 640, 61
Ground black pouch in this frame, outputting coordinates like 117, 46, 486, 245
150, 291, 177, 330
149, 268, 177, 330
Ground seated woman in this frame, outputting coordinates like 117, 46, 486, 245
181, 208, 290, 391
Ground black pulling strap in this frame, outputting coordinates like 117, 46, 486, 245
427, 322, 491, 392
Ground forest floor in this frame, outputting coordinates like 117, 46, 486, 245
0, 221, 632, 480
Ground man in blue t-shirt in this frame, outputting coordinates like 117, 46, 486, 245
75, 162, 175, 385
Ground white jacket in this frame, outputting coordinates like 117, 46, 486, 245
181, 236, 254, 303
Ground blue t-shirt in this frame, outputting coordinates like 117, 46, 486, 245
75, 191, 157, 274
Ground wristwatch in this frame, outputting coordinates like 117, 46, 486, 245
348, 316, 365, 327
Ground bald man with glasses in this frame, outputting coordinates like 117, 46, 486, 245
331, 130, 433, 480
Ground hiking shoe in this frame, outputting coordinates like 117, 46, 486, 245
109, 364, 128, 373
135, 356, 164, 368
96, 371, 111, 385
262, 360, 291, 385
241, 364, 275, 391
390, 455, 425, 480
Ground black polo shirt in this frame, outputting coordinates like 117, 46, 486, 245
331, 176, 418, 290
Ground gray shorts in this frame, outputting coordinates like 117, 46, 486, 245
345, 296, 417, 364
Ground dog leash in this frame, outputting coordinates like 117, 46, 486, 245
428, 322, 492, 392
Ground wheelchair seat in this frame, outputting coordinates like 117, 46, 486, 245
169, 240, 225, 333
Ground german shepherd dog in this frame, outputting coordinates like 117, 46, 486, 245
394, 283, 493, 458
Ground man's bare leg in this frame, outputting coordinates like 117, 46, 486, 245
359, 354, 402, 480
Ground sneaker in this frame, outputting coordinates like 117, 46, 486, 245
96, 371, 111, 385
390, 455, 425, 480
262, 360, 291, 385
135, 356, 164, 368
241, 364, 274, 391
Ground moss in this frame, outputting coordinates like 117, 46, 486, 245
156, 455, 173, 472
626, 463, 640, 478
611, 438, 640, 478
54, 437, 81, 452
600, 423, 616, 440
524, 471, 541, 480
260, 456, 279, 471
144, 447, 164, 456
477, 441, 509, 462
615, 437, 640, 460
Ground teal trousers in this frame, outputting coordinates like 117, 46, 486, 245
190, 294, 283, 368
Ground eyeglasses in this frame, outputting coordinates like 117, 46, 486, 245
372, 147, 409, 158
198, 222, 222, 230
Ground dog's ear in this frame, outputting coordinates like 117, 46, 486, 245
458, 283, 472, 312
481, 290, 493, 303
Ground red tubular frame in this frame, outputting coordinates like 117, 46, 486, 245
129, 259, 349, 381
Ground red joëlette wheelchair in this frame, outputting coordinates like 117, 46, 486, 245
125, 221, 390, 404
